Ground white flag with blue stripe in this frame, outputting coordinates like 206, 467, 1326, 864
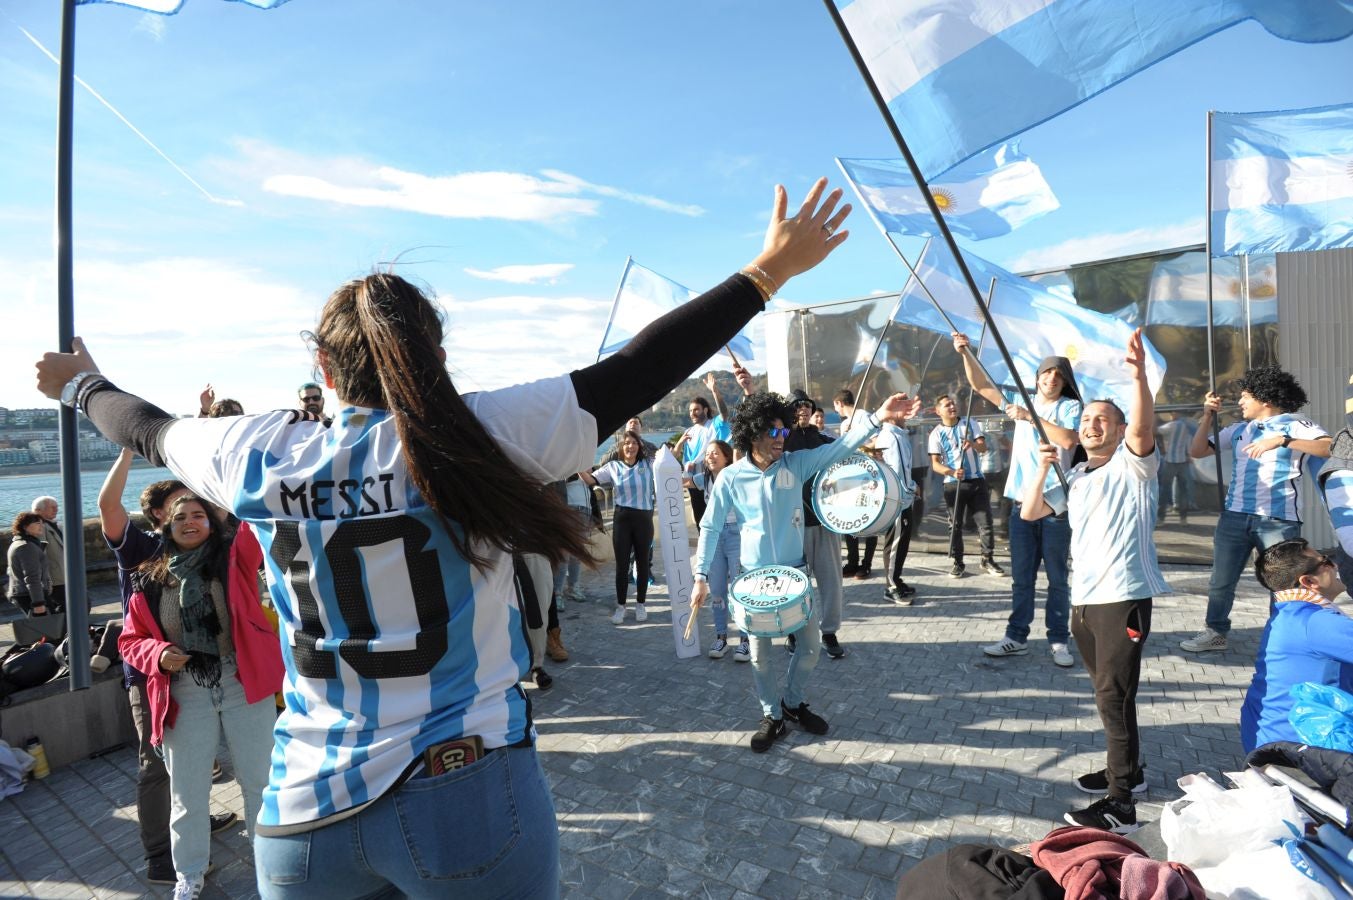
597, 259, 756, 362
76, 0, 291, 11
834, 0, 1353, 179
838, 143, 1059, 241
1210, 101, 1353, 256
903, 242, 1167, 416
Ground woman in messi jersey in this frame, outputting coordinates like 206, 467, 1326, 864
36, 178, 851, 900
580, 430, 656, 624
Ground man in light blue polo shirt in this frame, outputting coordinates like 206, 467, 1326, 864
689, 390, 919, 753
1181, 367, 1331, 653
1022, 329, 1170, 835
954, 333, 1083, 667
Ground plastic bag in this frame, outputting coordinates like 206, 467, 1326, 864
1160, 782, 1302, 868
1291, 682, 1353, 753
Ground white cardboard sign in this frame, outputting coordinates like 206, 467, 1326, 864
654, 447, 701, 659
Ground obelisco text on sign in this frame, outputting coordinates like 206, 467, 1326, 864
655, 447, 701, 659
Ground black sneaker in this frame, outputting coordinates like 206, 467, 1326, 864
841, 564, 859, 577
781, 701, 829, 735
822, 633, 846, 659
146, 857, 176, 885
211, 760, 227, 783
1075, 765, 1147, 795
786, 633, 796, 655
980, 558, 1005, 576
949, 563, 965, 578
1064, 795, 1138, 834
209, 811, 238, 835
750, 716, 786, 753
532, 667, 553, 690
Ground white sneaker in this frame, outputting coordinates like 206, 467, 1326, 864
635, 605, 648, 623
610, 606, 625, 625
173, 874, 205, 900
1180, 628, 1227, 652
1050, 643, 1074, 667
565, 585, 585, 603
982, 638, 1028, 657
708, 638, 728, 659
733, 641, 751, 662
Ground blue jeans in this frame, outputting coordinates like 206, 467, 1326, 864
749, 585, 821, 717
551, 507, 589, 594
1158, 461, 1194, 513
255, 745, 559, 900
706, 527, 741, 638
1205, 509, 1300, 634
162, 657, 275, 880
1006, 503, 1071, 645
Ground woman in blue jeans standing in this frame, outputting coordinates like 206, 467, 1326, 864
37, 178, 853, 899
692, 441, 747, 660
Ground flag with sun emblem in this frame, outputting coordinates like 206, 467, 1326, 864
901, 242, 1166, 418
1210, 101, 1353, 256
838, 143, 1059, 241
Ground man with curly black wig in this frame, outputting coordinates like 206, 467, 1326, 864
1181, 365, 1331, 653
690, 389, 920, 752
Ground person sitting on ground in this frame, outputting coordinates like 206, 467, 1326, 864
691, 389, 919, 752
7, 512, 52, 616
1241, 538, 1353, 753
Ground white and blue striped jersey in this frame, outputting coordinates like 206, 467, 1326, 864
1052, 444, 1172, 606
160, 375, 596, 830
1004, 392, 1082, 503
680, 416, 730, 473
927, 418, 985, 483
1157, 418, 1196, 464
592, 458, 656, 510
1321, 465, 1353, 557
1210, 415, 1328, 521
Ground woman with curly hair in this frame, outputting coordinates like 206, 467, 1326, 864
1181, 365, 1332, 653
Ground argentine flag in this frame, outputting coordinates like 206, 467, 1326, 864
834, 0, 1353, 179
839, 143, 1059, 241
597, 258, 757, 363
1210, 101, 1353, 256
76, 0, 291, 11
899, 242, 1167, 417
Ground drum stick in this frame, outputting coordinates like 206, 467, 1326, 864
683, 608, 697, 641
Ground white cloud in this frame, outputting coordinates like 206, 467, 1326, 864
463, 263, 575, 285
135, 14, 167, 42
243, 142, 702, 224
1008, 219, 1203, 272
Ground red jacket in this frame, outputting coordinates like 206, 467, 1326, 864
118, 522, 285, 746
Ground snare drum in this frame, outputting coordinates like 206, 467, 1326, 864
811, 452, 904, 538
728, 565, 814, 638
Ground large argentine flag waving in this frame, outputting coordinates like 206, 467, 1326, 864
597, 258, 757, 363
833, 0, 1353, 179
1210, 102, 1353, 256
75, 0, 291, 11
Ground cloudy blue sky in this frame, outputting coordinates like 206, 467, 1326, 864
2, 1, 1350, 413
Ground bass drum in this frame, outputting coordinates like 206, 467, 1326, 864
811, 452, 904, 538
729, 565, 814, 638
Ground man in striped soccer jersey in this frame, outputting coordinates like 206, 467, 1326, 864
928, 394, 1000, 578
1022, 329, 1170, 834
1155, 413, 1197, 524
1181, 366, 1332, 653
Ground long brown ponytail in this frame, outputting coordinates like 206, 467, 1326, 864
309, 273, 597, 571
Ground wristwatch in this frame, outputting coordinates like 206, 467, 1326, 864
1281, 434, 1293, 448
59, 371, 101, 409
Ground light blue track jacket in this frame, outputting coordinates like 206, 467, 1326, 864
694, 415, 881, 576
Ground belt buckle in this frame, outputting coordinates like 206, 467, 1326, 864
423, 736, 485, 776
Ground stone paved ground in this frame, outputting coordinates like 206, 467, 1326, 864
0, 552, 1268, 899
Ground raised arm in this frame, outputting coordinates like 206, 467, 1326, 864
98, 448, 135, 543
952, 333, 1003, 408
1124, 328, 1155, 457
705, 372, 730, 422
1190, 392, 1221, 459
572, 179, 851, 436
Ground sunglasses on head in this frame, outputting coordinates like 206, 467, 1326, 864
766, 427, 790, 439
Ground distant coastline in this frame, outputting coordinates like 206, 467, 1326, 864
0, 459, 160, 478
